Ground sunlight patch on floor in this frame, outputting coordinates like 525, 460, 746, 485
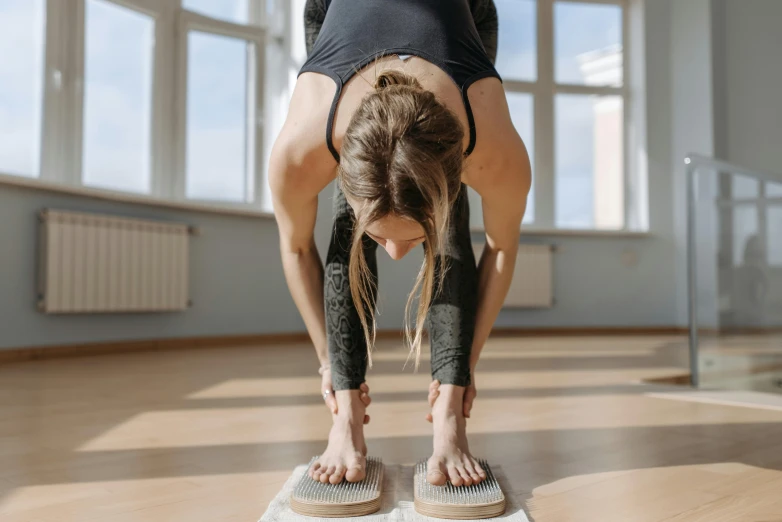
76, 394, 782, 451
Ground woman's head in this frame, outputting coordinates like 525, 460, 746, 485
338, 69, 464, 370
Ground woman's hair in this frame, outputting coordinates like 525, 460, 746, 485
338, 69, 464, 371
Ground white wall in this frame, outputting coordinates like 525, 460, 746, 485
0, 183, 305, 350
671, 0, 716, 326
722, 0, 782, 173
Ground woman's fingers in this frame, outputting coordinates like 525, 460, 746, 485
363, 414, 371, 424
359, 383, 371, 406
426, 413, 433, 423
323, 386, 338, 414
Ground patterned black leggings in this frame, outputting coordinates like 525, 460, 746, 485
305, 0, 498, 390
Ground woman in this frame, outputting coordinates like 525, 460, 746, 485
269, 0, 530, 487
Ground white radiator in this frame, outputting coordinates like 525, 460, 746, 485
38, 209, 191, 314
473, 243, 555, 308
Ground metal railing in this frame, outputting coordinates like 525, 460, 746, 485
686, 154, 782, 387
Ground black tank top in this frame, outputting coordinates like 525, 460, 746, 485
299, 0, 502, 163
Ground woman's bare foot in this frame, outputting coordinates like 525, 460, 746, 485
427, 384, 487, 487
309, 389, 368, 484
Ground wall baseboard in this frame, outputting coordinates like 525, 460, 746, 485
0, 327, 693, 365
0, 331, 404, 365
490, 327, 688, 337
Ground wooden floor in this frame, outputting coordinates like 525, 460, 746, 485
2, 335, 782, 521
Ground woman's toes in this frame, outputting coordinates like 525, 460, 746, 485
329, 465, 346, 484
458, 467, 473, 486
426, 457, 448, 486
464, 459, 481, 484
474, 461, 487, 479
345, 462, 366, 482
319, 469, 331, 483
447, 465, 464, 486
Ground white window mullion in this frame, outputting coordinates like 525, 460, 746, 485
535, 0, 556, 229
67, 0, 86, 187
150, 2, 177, 199
503, 79, 540, 95
253, 33, 267, 208
40, 0, 84, 186
556, 0, 625, 5
625, 0, 646, 230
173, 11, 189, 201
554, 84, 623, 96
40, 0, 68, 183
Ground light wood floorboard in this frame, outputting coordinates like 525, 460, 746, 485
1, 335, 782, 521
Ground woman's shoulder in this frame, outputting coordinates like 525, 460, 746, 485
272, 73, 339, 192
464, 77, 529, 187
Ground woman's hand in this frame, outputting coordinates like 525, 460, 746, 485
425, 375, 477, 422
321, 367, 372, 424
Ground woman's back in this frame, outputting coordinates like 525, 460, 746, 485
300, 0, 501, 163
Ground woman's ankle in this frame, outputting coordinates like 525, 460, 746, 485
334, 389, 366, 421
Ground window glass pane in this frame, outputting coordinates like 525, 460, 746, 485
767, 181, 782, 197
186, 31, 252, 202
556, 94, 624, 229
732, 175, 759, 199
184, 0, 249, 25
555, 2, 622, 86
769, 208, 782, 267
83, 0, 154, 193
0, 0, 45, 177
506, 92, 534, 224
732, 207, 758, 267
495, 0, 536, 82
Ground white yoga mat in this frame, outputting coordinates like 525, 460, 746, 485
260, 463, 531, 522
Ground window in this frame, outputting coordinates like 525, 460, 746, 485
506, 92, 535, 223
766, 181, 782, 198
765, 180, 782, 266
495, 0, 537, 82
497, 0, 630, 231
769, 208, 782, 267
178, 6, 263, 204
556, 94, 623, 229
0, 0, 267, 209
82, 0, 154, 193
1, 0, 635, 225
554, 2, 622, 86
185, 32, 254, 201
183, 0, 250, 25
732, 206, 758, 267
0, 0, 45, 178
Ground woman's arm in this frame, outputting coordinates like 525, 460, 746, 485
269, 75, 338, 369
426, 135, 530, 421
269, 138, 331, 369
470, 142, 531, 370
269, 109, 373, 418
464, 79, 532, 372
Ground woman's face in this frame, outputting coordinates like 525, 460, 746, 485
345, 195, 426, 260
364, 214, 426, 260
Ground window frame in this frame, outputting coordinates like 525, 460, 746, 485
18, 0, 270, 211
500, 0, 636, 231
174, 6, 266, 205
7, 0, 647, 230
